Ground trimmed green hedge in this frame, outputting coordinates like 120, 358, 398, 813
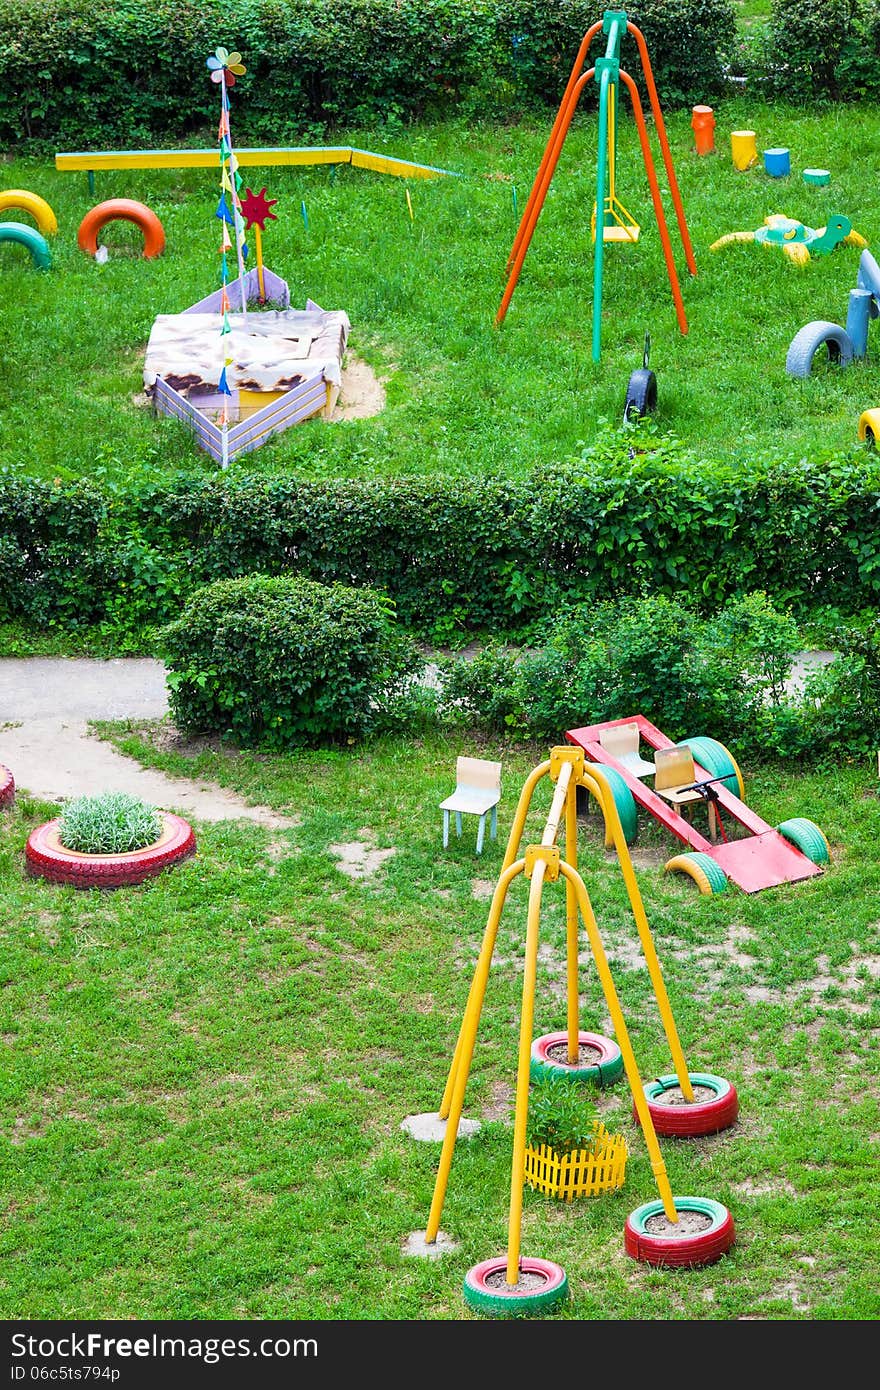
0, 0, 737, 150
2, 444, 878, 645
159, 573, 422, 747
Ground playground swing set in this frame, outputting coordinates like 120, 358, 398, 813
496, 9, 696, 362
420, 746, 738, 1318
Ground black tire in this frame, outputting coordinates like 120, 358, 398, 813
624, 367, 658, 420
785, 320, 854, 378
463, 1256, 569, 1317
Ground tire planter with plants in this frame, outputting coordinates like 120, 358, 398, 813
530, 1030, 624, 1087
624, 1196, 735, 1267
634, 1071, 739, 1137
25, 813, 196, 889
0, 764, 14, 808
462, 1256, 569, 1317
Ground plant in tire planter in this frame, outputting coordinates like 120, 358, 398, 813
0, 763, 14, 808
522, 1073, 628, 1201
26, 791, 196, 889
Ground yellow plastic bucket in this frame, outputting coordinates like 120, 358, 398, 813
731, 130, 758, 170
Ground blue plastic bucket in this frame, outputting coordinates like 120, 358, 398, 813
764, 147, 790, 177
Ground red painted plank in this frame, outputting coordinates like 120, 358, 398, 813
706, 833, 822, 892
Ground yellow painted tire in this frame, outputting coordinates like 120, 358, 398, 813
0, 188, 58, 235
664, 851, 728, 895
858, 408, 880, 446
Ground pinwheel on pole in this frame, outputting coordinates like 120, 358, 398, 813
207, 45, 248, 467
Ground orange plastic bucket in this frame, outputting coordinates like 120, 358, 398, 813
691, 106, 715, 155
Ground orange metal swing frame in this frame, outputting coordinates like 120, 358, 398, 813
496, 9, 697, 362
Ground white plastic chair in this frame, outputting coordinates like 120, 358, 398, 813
599, 721, 656, 778
440, 756, 502, 854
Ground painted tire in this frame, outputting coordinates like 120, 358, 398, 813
463, 1256, 569, 1317
625, 1196, 735, 1267
677, 735, 745, 799
25, 813, 195, 888
0, 763, 14, 807
664, 850, 728, 895
592, 764, 638, 846
785, 320, 854, 378
775, 817, 830, 865
624, 367, 657, 421
635, 1071, 739, 1137
0, 188, 58, 235
77, 199, 165, 259
0, 221, 52, 270
530, 1030, 624, 1087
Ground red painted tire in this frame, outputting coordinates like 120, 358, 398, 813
463, 1256, 569, 1317
0, 763, 14, 808
77, 199, 165, 259
625, 1196, 735, 1267
530, 1030, 624, 1087
635, 1072, 739, 1137
25, 812, 195, 888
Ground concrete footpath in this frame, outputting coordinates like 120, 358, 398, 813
0, 658, 294, 825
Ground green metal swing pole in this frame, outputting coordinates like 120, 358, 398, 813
592, 58, 615, 363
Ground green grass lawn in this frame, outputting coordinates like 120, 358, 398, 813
1, 724, 877, 1320
2, 97, 879, 489
2, 92, 879, 1326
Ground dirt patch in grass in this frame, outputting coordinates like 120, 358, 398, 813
329, 837, 395, 878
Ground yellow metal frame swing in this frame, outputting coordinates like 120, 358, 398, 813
591, 83, 640, 244
423, 745, 699, 1282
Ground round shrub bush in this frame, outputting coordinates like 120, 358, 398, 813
159, 574, 424, 749
58, 792, 163, 854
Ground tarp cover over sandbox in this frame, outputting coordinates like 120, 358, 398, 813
143, 268, 350, 466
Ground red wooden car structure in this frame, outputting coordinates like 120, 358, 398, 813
564, 714, 829, 895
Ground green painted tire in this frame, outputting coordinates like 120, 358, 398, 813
591, 764, 638, 846
664, 851, 728, 895
677, 736, 745, 800
463, 1256, 569, 1317
775, 817, 830, 865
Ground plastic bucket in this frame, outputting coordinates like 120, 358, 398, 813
731, 130, 758, 170
691, 105, 715, 155
764, 147, 790, 177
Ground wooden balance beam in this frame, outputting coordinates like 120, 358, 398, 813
55, 146, 457, 193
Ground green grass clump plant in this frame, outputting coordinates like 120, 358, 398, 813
57, 791, 163, 854
524, 1074, 601, 1156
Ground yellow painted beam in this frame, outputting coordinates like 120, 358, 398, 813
349, 148, 452, 179
55, 146, 456, 178
55, 147, 352, 172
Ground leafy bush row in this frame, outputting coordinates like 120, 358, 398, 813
159, 577, 879, 760
435, 592, 880, 761
734, 0, 880, 103
2, 429, 878, 647
0, 0, 737, 150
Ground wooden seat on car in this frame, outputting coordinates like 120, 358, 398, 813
598, 721, 656, 778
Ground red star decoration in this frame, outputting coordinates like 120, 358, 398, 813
240, 187, 279, 231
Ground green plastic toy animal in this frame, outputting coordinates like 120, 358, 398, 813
710, 213, 868, 266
